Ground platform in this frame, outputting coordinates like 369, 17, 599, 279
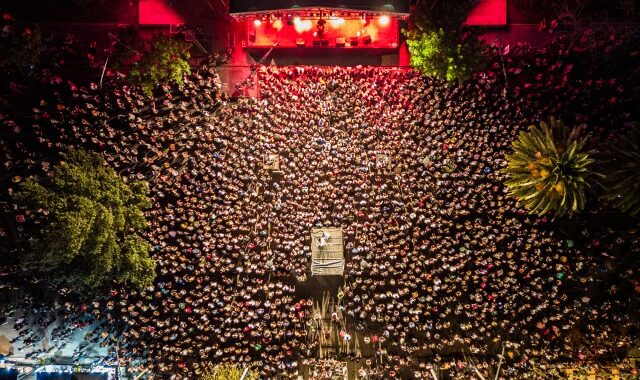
310, 228, 344, 276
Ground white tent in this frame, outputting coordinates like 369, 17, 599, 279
310, 228, 345, 276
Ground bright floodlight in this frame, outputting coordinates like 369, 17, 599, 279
329, 17, 345, 28
378, 15, 390, 27
294, 17, 313, 33
272, 19, 284, 31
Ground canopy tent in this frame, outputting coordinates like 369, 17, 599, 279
310, 228, 345, 276
229, 0, 409, 15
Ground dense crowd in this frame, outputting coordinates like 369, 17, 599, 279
1, 14, 640, 379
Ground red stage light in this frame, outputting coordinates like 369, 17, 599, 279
378, 15, 390, 27
272, 19, 284, 31
293, 17, 313, 33
254, 19, 262, 27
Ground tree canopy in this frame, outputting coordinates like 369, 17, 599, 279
600, 124, 640, 216
15, 148, 156, 293
0, 19, 44, 71
109, 25, 145, 70
404, 0, 487, 83
503, 118, 596, 217
129, 34, 192, 96
199, 363, 259, 380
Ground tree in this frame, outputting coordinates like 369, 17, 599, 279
199, 363, 259, 380
600, 124, 640, 216
503, 118, 596, 217
404, 0, 487, 83
0, 21, 44, 70
15, 148, 155, 292
129, 34, 192, 96
109, 25, 145, 70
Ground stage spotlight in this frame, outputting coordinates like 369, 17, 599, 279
378, 15, 390, 27
329, 17, 345, 28
294, 17, 313, 33
254, 19, 262, 27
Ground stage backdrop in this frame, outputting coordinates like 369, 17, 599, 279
247, 16, 399, 48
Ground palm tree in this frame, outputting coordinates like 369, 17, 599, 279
600, 124, 640, 217
503, 118, 596, 217
198, 363, 258, 380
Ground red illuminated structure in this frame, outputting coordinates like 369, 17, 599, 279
229, 1, 409, 49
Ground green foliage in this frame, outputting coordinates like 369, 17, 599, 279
15, 148, 155, 292
109, 26, 145, 70
200, 363, 259, 380
404, 0, 487, 83
409, 0, 479, 32
600, 124, 640, 216
406, 27, 486, 83
129, 34, 192, 96
503, 118, 596, 217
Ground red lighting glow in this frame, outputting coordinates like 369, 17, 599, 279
245, 12, 399, 48
139, 0, 185, 25
466, 0, 507, 26
272, 19, 284, 31
378, 15, 390, 27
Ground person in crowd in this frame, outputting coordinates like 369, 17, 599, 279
1, 19, 638, 379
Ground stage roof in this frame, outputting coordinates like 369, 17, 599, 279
229, 1, 409, 15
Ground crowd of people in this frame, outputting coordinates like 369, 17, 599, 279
1, 12, 640, 379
